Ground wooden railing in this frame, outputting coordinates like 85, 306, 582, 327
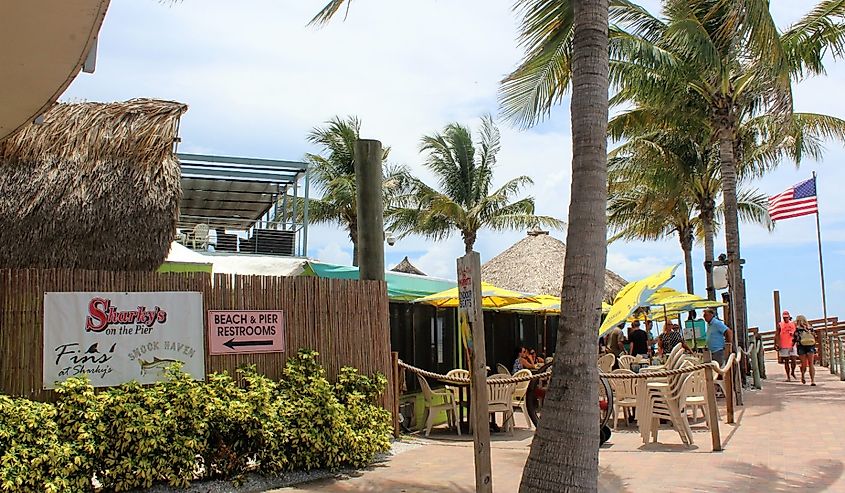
756, 319, 844, 368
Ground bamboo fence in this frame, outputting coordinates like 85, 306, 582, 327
0, 269, 395, 415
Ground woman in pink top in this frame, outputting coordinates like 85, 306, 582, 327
777, 310, 797, 382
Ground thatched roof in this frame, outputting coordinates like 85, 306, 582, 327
390, 256, 426, 276
0, 98, 187, 271
481, 230, 627, 302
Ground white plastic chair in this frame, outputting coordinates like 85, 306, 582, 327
618, 355, 637, 371
680, 368, 713, 425
638, 344, 694, 446
598, 353, 616, 373
609, 369, 638, 428
417, 373, 460, 437
192, 223, 210, 250
445, 369, 470, 414
496, 363, 512, 376
487, 374, 516, 434
511, 369, 533, 429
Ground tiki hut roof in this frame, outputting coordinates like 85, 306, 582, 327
0, 98, 187, 271
390, 256, 427, 276
481, 229, 627, 302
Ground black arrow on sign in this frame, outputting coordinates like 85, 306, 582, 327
223, 338, 273, 350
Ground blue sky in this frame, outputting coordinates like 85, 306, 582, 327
63, 0, 845, 333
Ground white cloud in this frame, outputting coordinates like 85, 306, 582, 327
314, 242, 352, 266
406, 237, 465, 280
606, 252, 679, 281
59, 0, 845, 332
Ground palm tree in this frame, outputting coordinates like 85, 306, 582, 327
308, 1, 608, 490
608, 142, 772, 296
303, 116, 409, 266
497, 0, 612, 490
607, 0, 845, 347
387, 115, 563, 253
607, 171, 699, 293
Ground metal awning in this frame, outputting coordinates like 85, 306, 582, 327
178, 153, 308, 230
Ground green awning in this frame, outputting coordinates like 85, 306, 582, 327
305, 262, 454, 301
157, 261, 213, 274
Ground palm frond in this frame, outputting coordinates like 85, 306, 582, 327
499, 0, 574, 128
308, 0, 352, 27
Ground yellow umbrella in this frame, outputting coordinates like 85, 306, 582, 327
627, 288, 725, 321
497, 296, 611, 315
495, 295, 560, 314
599, 264, 679, 336
414, 282, 538, 308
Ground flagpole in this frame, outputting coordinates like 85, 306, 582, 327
813, 171, 829, 329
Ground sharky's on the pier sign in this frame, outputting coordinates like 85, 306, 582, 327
43, 292, 204, 389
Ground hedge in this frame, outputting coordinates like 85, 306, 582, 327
0, 350, 392, 492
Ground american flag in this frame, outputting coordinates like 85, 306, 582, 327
768, 177, 818, 222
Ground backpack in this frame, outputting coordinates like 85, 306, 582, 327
798, 328, 816, 347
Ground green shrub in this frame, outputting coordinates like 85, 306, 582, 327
0, 395, 91, 492
0, 349, 392, 490
90, 368, 209, 491
198, 371, 259, 479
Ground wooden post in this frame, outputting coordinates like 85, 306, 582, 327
773, 290, 781, 365
818, 328, 827, 367
391, 351, 401, 438
830, 333, 837, 375
757, 333, 767, 380
725, 359, 734, 424
355, 139, 385, 281
457, 252, 492, 493
839, 338, 845, 381
702, 352, 722, 451
750, 341, 761, 389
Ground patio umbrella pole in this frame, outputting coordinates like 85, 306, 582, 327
543, 315, 547, 356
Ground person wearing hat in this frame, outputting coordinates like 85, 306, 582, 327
776, 310, 798, 381
703, 308, 732, 366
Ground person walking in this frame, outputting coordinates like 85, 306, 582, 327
776, 310, 798, 382
657, 320, 689, 357
703, 308, 732, 366
793, 315, 817, 386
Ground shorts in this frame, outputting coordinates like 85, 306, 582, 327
779, 347, 797, 357
711, 350, 725, 367
797, 345, 816, 356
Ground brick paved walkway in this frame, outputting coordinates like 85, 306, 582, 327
273, 361, 845, 492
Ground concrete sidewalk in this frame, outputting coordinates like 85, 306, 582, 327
273, 361, 845, 492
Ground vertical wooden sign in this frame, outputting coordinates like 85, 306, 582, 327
457, 252, 492, 493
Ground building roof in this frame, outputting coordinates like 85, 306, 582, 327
177, 153, 307, 230
390, 256, 427, 276
0, 98, 186, 270
481, 230, 627, 302
0, 0, 108, 142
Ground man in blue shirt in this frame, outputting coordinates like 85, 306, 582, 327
703, 308, 733, 366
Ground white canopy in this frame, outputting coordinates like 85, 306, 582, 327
164, 242, 307, 276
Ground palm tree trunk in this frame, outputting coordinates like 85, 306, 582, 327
462, 230, 476, 254
700, 207, 716, 301
519, 1, 607, 491
680, 228, 694, 294
717, 122, 747, 350
350, 225, 359, 267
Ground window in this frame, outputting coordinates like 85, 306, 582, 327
433, 315, 445, 364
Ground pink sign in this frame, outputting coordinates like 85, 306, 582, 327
207, 310, 284, 355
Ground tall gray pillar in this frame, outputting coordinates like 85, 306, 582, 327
355, 139, 385, 281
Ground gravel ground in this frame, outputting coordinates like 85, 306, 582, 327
131, 437, 426, 493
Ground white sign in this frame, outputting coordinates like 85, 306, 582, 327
43, 292, 204, 389
457, 262, 475, 323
